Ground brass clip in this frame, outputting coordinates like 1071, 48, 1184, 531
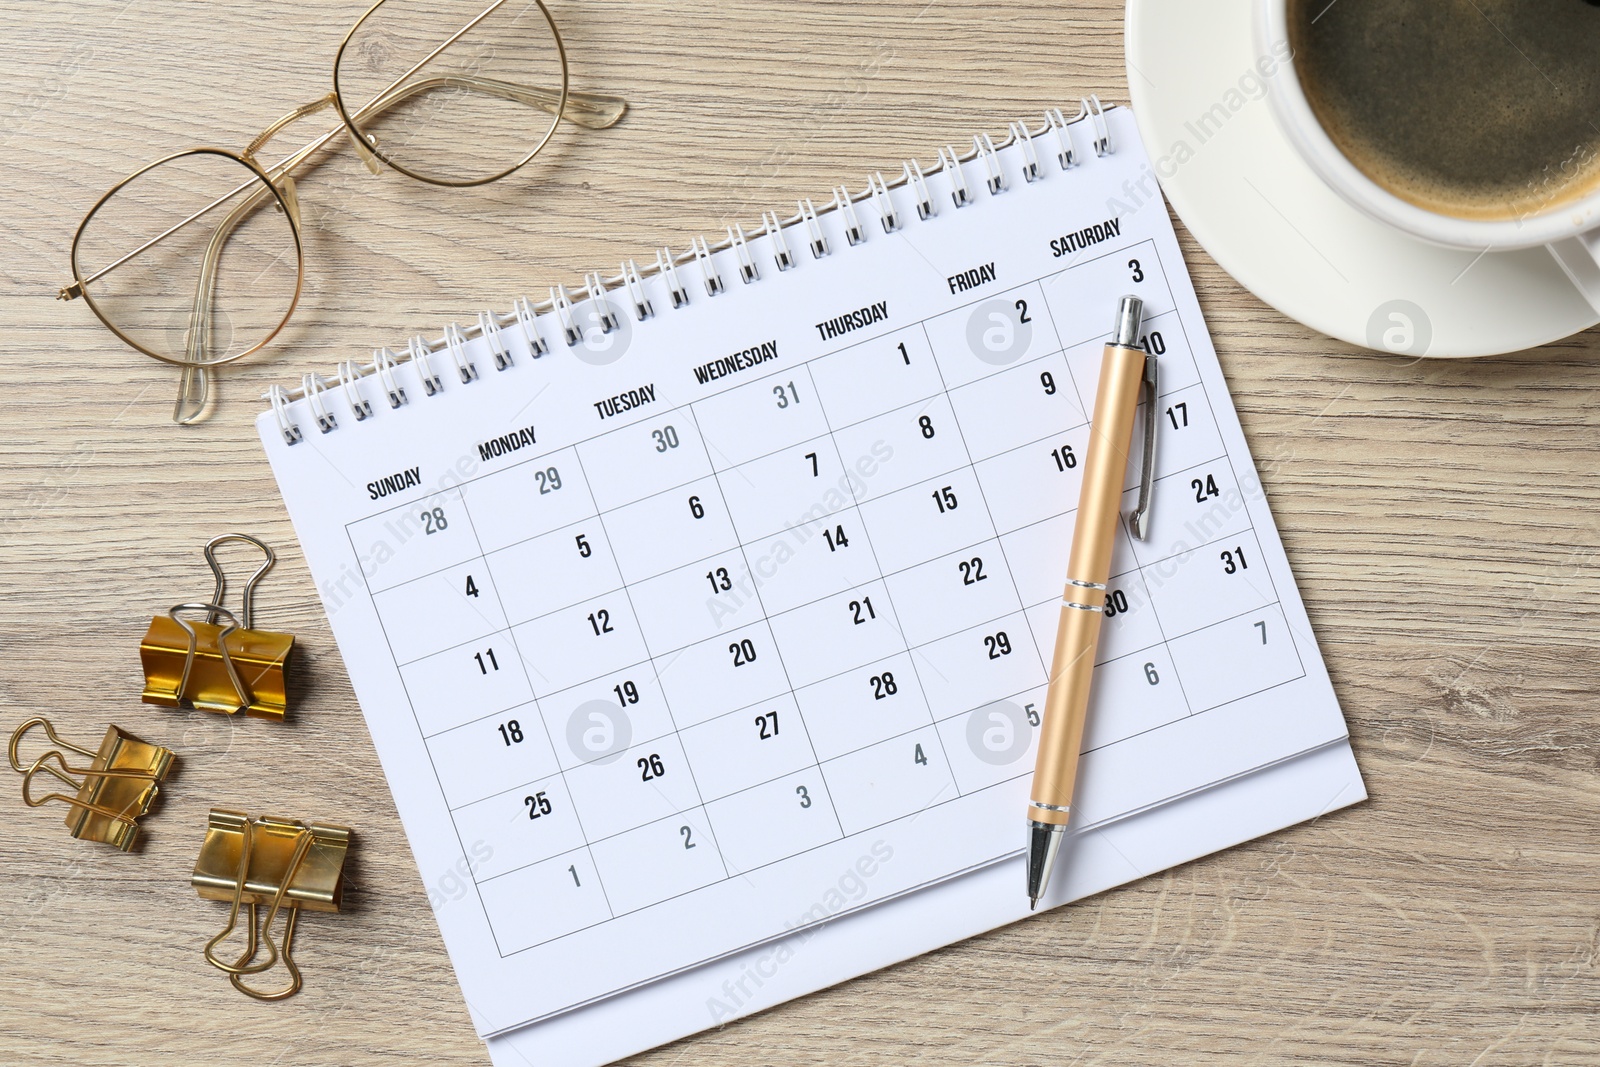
141, 534, 295, 720
193, 809, 351, 1001
1126, 352, 1160, 542
8, 717, 174, 850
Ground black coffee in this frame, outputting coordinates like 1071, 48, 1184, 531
1287, 0, 1600, 221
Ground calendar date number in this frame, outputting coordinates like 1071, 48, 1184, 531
534, 466, 562, 494
637, 753, 667, 781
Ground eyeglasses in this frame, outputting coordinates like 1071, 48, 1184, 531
59, 0, 627, 425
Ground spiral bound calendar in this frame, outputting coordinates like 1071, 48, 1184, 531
257, 103, 1362, 1063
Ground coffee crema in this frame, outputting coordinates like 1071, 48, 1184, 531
1287, 0, 1600, 221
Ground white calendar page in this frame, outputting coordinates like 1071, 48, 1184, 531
257, 106, 1357, 1040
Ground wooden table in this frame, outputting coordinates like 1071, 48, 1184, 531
3, 1, 1597, 1063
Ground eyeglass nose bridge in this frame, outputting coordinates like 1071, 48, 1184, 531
242, 93, 382, 181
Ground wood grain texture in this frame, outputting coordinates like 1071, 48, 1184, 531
2, 1, 1598, 1064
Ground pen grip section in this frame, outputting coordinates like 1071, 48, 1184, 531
1031, 602, 1103, 819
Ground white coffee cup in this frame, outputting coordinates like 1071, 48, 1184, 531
1254, 0, 1600, 314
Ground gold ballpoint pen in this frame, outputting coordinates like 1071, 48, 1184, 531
1027, 294, 1158, 909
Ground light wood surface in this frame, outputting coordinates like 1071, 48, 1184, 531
4, 2, 1599, 1064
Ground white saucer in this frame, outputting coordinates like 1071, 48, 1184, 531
1125, 0, 1599, 357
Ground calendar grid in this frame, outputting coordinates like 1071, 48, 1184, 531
454, 495, 620, 930
1161, 291, 1309, 674
420, 597, 1028, 748
384, 413, 1098, 669
463, 640, 1313, 953
1036, 267, 1105, 432
370, 283, 1111, 939
1047, 238, 1166, 353
463, 712, 968, 878
343, 507, 511, 953
798, 359, 966, 802
1172, 306, 1310, 684
338, 228, 1332, 961
474, 774, 1018, 949
256, 109, 1366, 1033
447, 617, 1313, 935
678, 401, 850, 851
566, 443, 737, 881
1080, 668, 1311, 755
916, 318, 1053, 681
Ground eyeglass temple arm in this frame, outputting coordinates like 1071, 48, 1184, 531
362, 75, 626, 130
173, 176, 293, 424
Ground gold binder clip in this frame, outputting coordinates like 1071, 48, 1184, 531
193, 809, 352, 1001
140, 534, 295, 721
8, 717, 174, 850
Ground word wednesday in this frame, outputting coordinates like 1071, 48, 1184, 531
694, 342, 779, 386
815, 300, 888, 341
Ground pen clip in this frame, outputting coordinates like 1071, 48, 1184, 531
1126, 353, 1159, 541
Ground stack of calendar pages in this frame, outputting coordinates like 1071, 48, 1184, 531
256, 106, 1363, 1066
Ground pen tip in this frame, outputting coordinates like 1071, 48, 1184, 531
1028, 896, 1038, 912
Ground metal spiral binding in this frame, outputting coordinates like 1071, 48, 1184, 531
621, 260, 653, 320
691, 235, 725, 295
266, 386, 302, 446
302, 374, 336, 434
443, 323, 478, 383
904, 160, 935, 220
550, 286, 581, 346
867, 172, 898, 233
1010, 120, 1041, 183
656, 247, 689, 308
337, 360, 372, 421
799, 198, 828, 258
583, 273, 620, 332
513, 297, 549, 356
976, 133, 1006, 195
939, 144, 972, 207
728, 225, 759, 284
373, 348, 408, 408
407, 336, 442, 396
261, 101, 1115, 443
764, 212, 794, 271
833, 185, 865, 246
477, 311, 513, 370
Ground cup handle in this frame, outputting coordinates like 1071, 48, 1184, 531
1550, 230, 1600, 316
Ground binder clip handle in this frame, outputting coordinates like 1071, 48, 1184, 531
14, 749, 150, 832
202, 533, 276, 630
203, 823, 311, 977
167, 603, 254, 715
199, 814, 320, 1001
7, 717, 173, 847
230, 907, 303, 1001
9, 716, 94, 773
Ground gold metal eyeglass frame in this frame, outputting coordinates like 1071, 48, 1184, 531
58, 0, 627, 425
